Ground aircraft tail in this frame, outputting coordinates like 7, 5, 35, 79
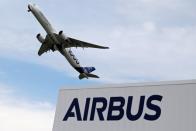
79, 73, 99, 80
83, 67, 96, 73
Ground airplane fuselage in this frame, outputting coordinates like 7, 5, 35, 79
28, 4, 82, 72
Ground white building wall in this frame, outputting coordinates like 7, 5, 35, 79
53, 80, 196, 131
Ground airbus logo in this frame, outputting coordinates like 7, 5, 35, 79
63, 95, 163, 121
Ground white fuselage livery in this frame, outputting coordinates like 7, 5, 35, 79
28, 4, 109, 79
28, 4, 80, 68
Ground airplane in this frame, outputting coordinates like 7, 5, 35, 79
28, 4, 109, 79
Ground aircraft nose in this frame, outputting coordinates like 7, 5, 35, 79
28, 4, 32, 12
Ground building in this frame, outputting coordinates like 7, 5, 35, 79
53, 80, 196, 131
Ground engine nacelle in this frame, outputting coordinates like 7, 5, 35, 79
59, 30, 68, 41
36, 33, 45, 43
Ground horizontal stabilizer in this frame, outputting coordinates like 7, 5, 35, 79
86, 73, 99, 78
79, 73, 99, 80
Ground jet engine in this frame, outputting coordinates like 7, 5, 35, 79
58, 31, 70, 48
36, 33, 45, 43
59, 30, 68, 41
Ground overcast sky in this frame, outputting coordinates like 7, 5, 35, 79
0, 0, 196, 131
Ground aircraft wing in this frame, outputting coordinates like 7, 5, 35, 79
38, 35, 53, 56
67, 37, 109, 49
